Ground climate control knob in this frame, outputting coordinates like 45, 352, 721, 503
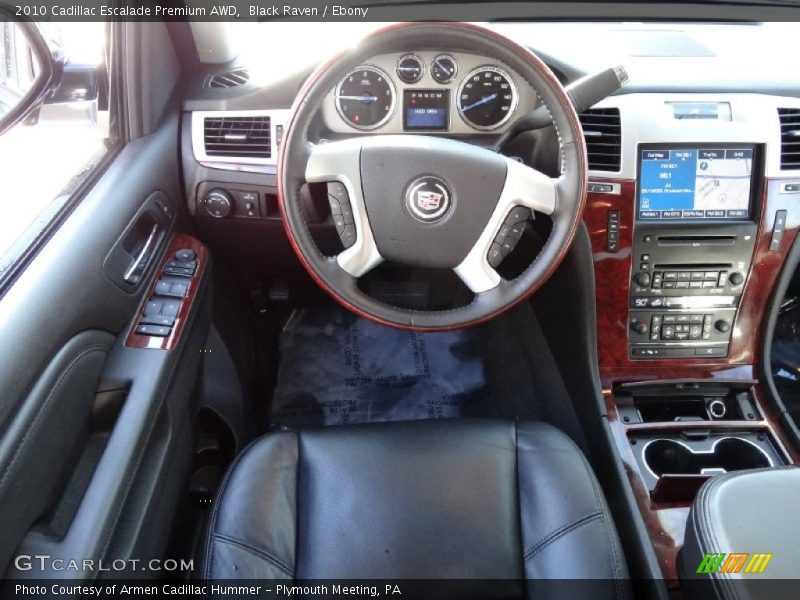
728, 272, 744, 286
204, 189, 233, 218
715, 320, 732, 333
634, 272, 651, 287
630, 320, 648, 335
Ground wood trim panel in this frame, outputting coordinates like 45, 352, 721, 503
124, 233, 208, 351
586, 177, 800, 583
586, 177, 800, 375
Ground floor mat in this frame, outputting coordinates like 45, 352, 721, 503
270, 306, 495, 428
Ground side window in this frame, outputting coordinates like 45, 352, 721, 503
0, 22, 114, 277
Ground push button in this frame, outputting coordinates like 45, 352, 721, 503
174, 249, 196, 262
161, 300, 182, 318
135, 324, 171, 337
328, 182, 357, 248
139, 314, 175, 327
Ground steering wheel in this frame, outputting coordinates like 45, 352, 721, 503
278, 22, 587, 331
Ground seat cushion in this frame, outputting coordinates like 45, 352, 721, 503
681, 466, 800, 599
203, 419, 629, 597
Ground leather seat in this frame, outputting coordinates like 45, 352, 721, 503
203, 419, 630, 597
681, 466, 800, 600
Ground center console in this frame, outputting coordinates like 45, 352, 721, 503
627, 144, 762, 360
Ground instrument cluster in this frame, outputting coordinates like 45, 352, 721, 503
323, 51, 535, 135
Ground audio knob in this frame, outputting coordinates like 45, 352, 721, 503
715, 320, 731, 333
630, 320, 648, 335
728, 272, 744, 286
634, 272, 651, 287
204, 189, 233, 218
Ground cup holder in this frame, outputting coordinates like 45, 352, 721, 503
643, 436, 773, 478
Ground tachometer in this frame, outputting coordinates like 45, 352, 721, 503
457, 66, 518, 130
335, 66, 396, 130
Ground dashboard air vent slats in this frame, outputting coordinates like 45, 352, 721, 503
579, 108, 621, 171
779, 108, 800, 170
203, 116, 271, 159
208, 68, 250, 88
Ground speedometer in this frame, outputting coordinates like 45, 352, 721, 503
335, 66, 396, 130
457, 66, 518, 130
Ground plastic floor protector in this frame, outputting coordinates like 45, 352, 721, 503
270, 306, 492, 428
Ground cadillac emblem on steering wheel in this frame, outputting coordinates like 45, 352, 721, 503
405, 176, 452, 222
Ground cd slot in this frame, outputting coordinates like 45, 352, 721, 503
653, 263, 732, 270
657, 235, 736, 246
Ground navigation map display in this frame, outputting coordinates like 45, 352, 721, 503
637, 146, 754, 220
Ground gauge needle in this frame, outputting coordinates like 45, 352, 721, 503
462, 93, 498, 112
338, 94, 378, 103
435, 59, 450, 73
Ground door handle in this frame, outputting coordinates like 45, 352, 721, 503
123, 223, 162, 284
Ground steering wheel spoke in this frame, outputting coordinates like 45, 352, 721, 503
306, 139, 383, 278
454, 158, 557, 294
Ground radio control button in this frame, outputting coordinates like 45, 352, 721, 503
691, 272, 705, 280
677, 272, 691, 280
690, 281, 703, 289
729, 272, 744, 286
664, 272, 678, 280
715, 319, 732, 333
705, 271, 719, 280
676, 281, 689, 289
634, 272, 651, 287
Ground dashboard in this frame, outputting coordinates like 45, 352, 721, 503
180, 25, 800, 364
319, 52, 538, 135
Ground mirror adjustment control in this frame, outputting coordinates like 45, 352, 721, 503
174, 248, 196, 262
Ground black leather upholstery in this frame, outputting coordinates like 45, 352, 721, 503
681, 467, 800, 599
204, 419, 629, 597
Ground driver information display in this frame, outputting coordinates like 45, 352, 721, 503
638, 147, 753, 220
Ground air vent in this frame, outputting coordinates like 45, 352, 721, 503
779, 108, 800, 170
208, 68, 250, 89
203, 116, 271, 159
579, 108, 621, 171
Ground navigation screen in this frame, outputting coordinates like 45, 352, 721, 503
638, 147, 754, 220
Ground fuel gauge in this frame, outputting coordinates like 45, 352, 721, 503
396, 54, 424, 83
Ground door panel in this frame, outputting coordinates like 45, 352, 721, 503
0, 112, 211, 578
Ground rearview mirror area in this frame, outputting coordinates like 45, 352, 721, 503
0, 16, 57, 135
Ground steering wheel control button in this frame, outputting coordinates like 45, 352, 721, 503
405, 176, 452, 223
327, 182, 356, 244
340, 225, 356, 248
487, 243, 504, 268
